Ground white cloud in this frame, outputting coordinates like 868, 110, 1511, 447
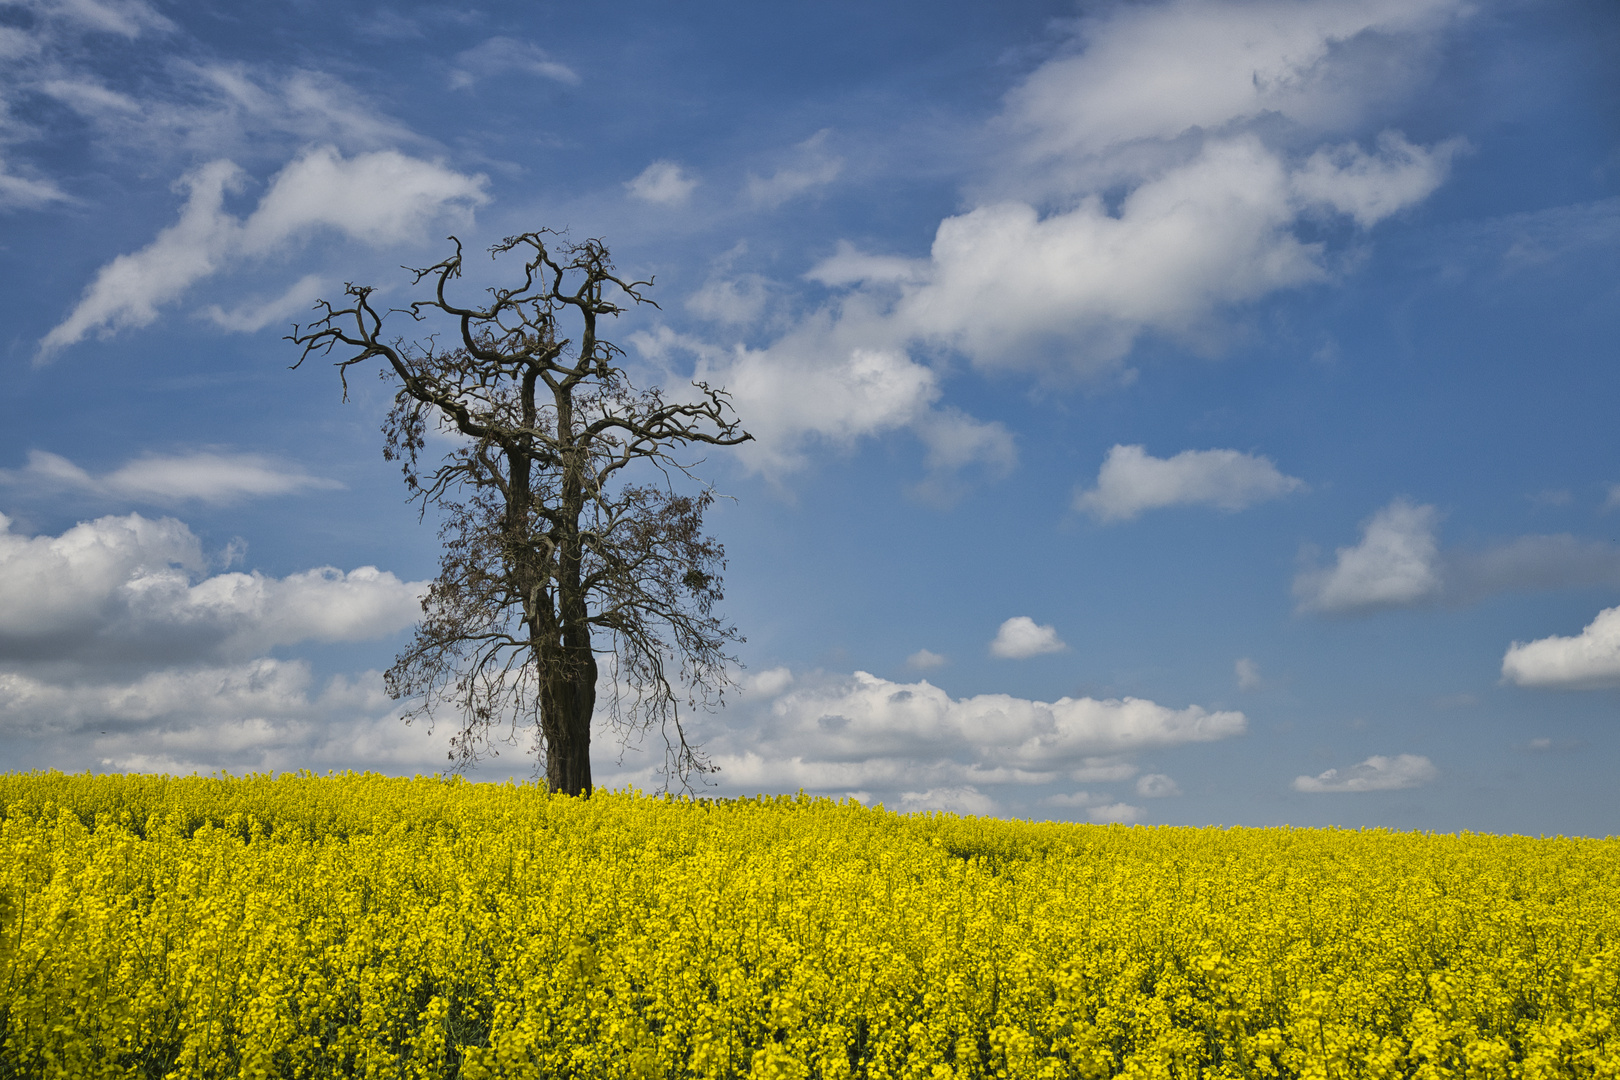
1293, 753, 1437, 792
1, 449, 340, 504
1135, 773, 1181, 798
1070, 758, 1140, 783
1041, 789, 1144, 822
895, 137, 1329, 376
744, 666, 795, 697
906, 649, 947, 671
899, 786, 996, 816
1293, 131, 1466, 228
746, 129, 843, 209
1001, 0, 1464, 164
1295, 499, 1620, 615
626, 160, 697, 206
637, 320, 1012, 485
1235, 657, 1263, 691
41, 65, 421, 160
8, 0, 173, 39
651, 668, 1241, 818
1075, 444, 1306, 522
448, 37, 579, 89
199, 273, 324, 332
757, 0, 1471, 389
1502, 606, 1620, 690
0, 659, 451, 775
686, 274, 770, 325
1087, 802, 1143, 824
806, 241, 928, 289
0, 512, 426, 664
765, 670, 1243, 767
714, 341, 934, 473
989, 616, 1066, 660
39, 147, 488, 355
1294, 499, 1442, 613
0, 163, 72, 211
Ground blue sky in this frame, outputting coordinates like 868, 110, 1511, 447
2, 0, 1617, 834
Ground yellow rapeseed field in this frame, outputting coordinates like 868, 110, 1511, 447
0, 772, 1615, 1079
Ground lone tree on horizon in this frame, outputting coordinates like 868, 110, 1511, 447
291, 231, 751, 796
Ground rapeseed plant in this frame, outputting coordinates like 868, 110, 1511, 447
0, 772, 1614, 1078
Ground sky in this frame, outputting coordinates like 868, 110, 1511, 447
1, 0, 1618, 835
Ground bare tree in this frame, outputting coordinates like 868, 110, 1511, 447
290, 231, 751, 795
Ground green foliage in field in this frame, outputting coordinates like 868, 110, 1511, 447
0, 771, 1616, 1078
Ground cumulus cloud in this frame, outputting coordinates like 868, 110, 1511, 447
655, 668, 1241, 819
899, 786, 996, 816
1087, 802, 1144, 824
887, 133, 1459, 376
1502, 606, 1620, 690
766, 670, 1243, 767
1296, 498, 1620, 615
686, 274, 771, 325
906, 649, 947, 671
1294, 499, 1443, 613
448, 37, 579, 89
989, 616, 1066, 660
0, 449, 340, 504
0, 510, 444, 774
0, 512, 426, 665
1040, 789, 1145, 822
657, 0, 1472, 493
1001, 0, 1462, 164
0, 659, 451, 775
634, 322, 1015, 482
1235, 658, 1263, 690
1292, 753, 1437, 792
39, 147, 488, 356
1075, 444, 1306, 522
894, 138, 1329, 375
626, 160, 698, 206
745, 0, 1472, 397
744, 666, 795, 698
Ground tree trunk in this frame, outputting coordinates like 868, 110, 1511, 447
541, 644, 596, 796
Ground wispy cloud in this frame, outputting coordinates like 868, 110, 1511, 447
448, 37, 579, 89
745, 129, 843, 208
0, 449, 340, 504
39, 148, 487, 357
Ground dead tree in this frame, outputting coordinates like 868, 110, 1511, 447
290, 231, 751, 795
